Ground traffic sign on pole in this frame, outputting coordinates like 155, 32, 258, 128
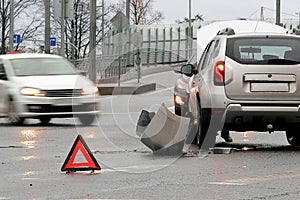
110, 11, 129, 87
13, 34, 21, 44
111, 11, 129, 32
50, 37, 56, 46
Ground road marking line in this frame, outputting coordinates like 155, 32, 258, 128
208, 170, 300, 186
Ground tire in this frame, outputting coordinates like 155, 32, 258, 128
8, 100, 24, 125
286, 129, 300, 146
187, 100, 211, 147
39, 117, 51, 125
78, 114, 96, 125
191, 102, 201, 145
198, 108, 214, 150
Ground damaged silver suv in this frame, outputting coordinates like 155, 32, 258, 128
181, 28, 300, 148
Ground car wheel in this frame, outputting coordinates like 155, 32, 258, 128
286, 129, 300, 146
39, 117, 51, 125
8, 100, 24, 125
191, 102, 201, 144
186, 100, 199, 144
78, 114, 96, 125
198, 107, 214, 150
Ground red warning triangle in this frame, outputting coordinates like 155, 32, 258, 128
61, 135, 101, 172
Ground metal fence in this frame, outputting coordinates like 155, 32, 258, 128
72, 22, 201, 80
73, 22, 200, 80
103, 22, 201, 65
72, 55, 127, 80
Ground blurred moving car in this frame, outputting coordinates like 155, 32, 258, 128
0, 53, 100, 125
173, 53, 197, 116
180, 27, 300, 148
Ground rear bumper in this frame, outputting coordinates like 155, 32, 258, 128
222, 104, 300, 131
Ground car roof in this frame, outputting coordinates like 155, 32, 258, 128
0, 53, 62, 60
224, 32, 300, 39
196, 20, 289, 62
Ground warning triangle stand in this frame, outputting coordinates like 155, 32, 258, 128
61, 134, 101, 173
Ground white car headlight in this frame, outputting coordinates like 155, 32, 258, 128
20, 87, 45, 96
81, 85, 99, 95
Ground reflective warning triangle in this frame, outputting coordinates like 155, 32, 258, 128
61, 135, 101, 172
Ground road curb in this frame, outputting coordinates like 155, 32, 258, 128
97, 63, 183, 95
98, 83, 156, 95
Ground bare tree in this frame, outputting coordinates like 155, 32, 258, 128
176, 14, 204, 24
0, 0, 43, 54
114, 0, 163, 25
48, 0, 115, 60
130, 0, 163, 25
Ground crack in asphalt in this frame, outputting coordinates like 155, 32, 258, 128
0, 145, 27, 149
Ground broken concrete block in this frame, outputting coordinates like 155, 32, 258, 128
136, 103, 190, 154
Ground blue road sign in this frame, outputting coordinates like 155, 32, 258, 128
13, 34, 21, 44
50, 37, 56, 46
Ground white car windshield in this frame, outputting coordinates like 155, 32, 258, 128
9, 58, 78, 76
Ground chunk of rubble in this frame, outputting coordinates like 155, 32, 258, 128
136, 103, 190, 155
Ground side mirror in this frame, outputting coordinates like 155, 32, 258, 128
181, 64, 198, 77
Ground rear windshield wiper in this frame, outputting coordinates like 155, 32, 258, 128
267, 59, 300, 65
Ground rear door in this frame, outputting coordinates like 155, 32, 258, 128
224, 35, 300, 101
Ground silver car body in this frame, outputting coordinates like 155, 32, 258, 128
186, 24, 300, 147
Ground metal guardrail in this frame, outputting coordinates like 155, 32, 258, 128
72, 55, 127, 79
72, 22, 201, 80
72, 48, 195, 81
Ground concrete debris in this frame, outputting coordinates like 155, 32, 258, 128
136, 103, 190, 155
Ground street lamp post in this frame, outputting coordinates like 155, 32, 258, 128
60, 0, 65, 57
9, 0, 14, 52
45, 0, 51, 54
102, 0, 105, 40
275, 0, 281, 25
188, 0, 192, 58
296, 11, 300, 29
126, 0, 130, 21
89, 0, 97, 83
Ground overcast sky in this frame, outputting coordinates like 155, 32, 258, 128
152, 0, 300, 24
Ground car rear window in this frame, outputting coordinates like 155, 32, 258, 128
9, 58, 78, 76
226, 36, 300, 65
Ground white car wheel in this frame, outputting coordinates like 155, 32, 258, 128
8, 100, 24, 125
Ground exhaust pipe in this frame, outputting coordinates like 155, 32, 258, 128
235, 117, 243, 125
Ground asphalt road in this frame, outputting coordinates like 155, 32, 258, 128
0, 69, 299, 200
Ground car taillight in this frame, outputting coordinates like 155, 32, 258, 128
214, 61, 225, 85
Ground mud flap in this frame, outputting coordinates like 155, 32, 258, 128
136, 103, 190, 155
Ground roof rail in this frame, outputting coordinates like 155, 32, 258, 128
217, 27, 235, 36
292, 28, 300, 35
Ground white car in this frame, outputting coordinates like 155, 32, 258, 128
0, 53, 100, 125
